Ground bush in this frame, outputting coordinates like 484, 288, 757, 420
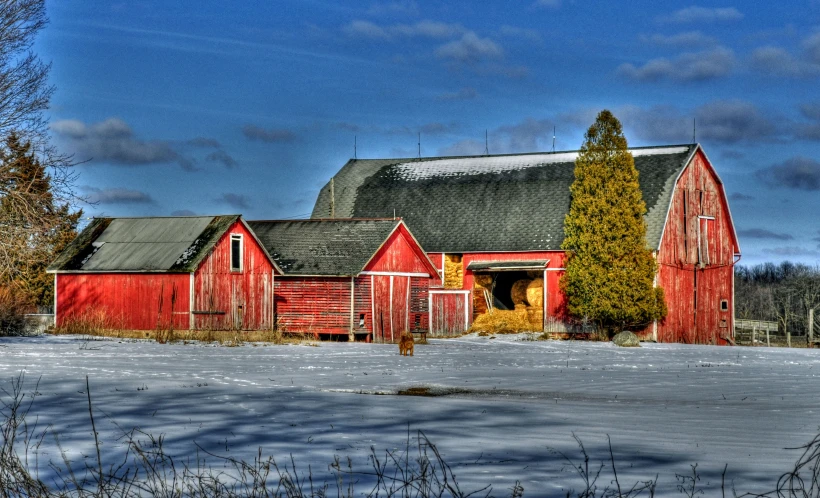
0, 286, 33, 336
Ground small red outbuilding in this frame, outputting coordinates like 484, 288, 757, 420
248, 218, 439, 342
48, 215, 278, 331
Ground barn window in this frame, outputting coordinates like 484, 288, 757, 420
720, 299, 729, 312
230, 234, 243, 272
359, 314, 365, 328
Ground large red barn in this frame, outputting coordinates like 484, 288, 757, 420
48, 215, 278, 331
311, 144, 741, 344
248, 218, 438, 342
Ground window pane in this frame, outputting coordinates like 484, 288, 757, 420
231, 237, 241, 270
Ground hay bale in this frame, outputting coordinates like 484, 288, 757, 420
469, 309, 533, 334
526, 279, 543, 307
613, 331, 640, 347
474, 274, 493, 288
526, 270, 543, 279
444, 254, 463, 289
510, 279, 531, 305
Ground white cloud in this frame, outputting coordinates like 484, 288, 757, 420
435, 32, 503, 63
639, 31, 718, 48
342, 19, 466, 40
84, 186, 154, 205
659, 6, 743, 23
617, 47, 735, 82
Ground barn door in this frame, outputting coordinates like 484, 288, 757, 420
231, 275, 244, 330
392, 276, 410, 340
430, 291, 469, 336
372, 276, 391, 342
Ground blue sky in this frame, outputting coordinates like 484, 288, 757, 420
37, 1, 820, 265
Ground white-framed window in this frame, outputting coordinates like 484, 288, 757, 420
230, 234, 243, 272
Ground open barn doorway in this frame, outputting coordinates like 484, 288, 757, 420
468, 260, 549, 334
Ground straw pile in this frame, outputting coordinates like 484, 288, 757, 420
470, 308, 533, 335
443, 254, 463, 289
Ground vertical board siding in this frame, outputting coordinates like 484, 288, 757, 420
193, 221, 273, 331
654, 150, 737, 344
372, 275, 391, 342
392, 275, 410, 336
275, 277, 351, 334
56, 273, 190, 330
430, 292, 468, 336
365, 225, 435, 274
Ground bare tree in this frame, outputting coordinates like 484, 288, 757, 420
0, 0, 80, 310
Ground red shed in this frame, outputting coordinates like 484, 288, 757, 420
311, 144, 741, 344
47, 215, 279, 331
248, 218, 439, 342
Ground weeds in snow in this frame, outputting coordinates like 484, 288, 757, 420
4, 373, 820, 497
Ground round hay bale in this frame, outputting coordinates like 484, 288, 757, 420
510, 279, 531, 305
613, 331, 640, 347
514, 303, 528, 312
474, 274, 493, 287
526, 279, 543, 307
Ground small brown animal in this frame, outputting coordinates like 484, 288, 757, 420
398, 332, 414, 356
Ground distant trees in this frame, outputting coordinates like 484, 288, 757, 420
560, 110, 667, 335
0, 0, 80, 326
735, 262, 820, 337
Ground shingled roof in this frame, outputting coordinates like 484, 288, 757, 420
247, 219, 404, 276
48, 215, 243, 272
311, 145, 698, 252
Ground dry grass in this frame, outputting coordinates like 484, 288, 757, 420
469, 308, 540, 335
51, 327, 318, 346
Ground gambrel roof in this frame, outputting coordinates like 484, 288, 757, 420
311, 145, 697, 252
248, 218, 406, 276
48, 215, 253, 272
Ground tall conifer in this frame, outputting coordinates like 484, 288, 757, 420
560, 110, 666, 334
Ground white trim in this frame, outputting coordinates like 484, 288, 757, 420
389, 275, 394, 342
349, 276, 355, 333
53, 274, 58, 327
271, 268, 276, 329
429, 290, 471, 295
359, 271, 430, 277
697, 215, 715, 220
230, 233, 244, 272
545, 267, 566, 271
405, 277, 410, 332
656, 145, 700, 252
696, 145, 742, 255
542, 269, 547, 331
189, 272, 195, 330
370, 275, 375, 341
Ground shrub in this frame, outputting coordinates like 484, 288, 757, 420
0, 286, 33, 336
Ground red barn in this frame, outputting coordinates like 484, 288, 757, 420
248, 218, 439, 342
48, 215, 278, 331
311, 144, 741, 344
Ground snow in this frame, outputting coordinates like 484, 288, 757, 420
395, 147, 691, 180
1, 333, 818, 495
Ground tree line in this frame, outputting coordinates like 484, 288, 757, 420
0, 0, 81, 334
735, 262, 820, 337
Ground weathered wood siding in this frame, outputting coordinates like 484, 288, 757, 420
56, 273, 190, 330
366, 224, 434, 274
429, 291, 469, 336
193, 221, 274, 330
652, 149, 739, 344
274, 277, 350, 334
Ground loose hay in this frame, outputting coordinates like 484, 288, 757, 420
510, 279, 532, 305
474, 274, 493, 288
526, 279, 543, 307
469, 308, 536, 334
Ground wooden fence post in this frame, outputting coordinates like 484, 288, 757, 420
766, 328, 770, 347
787, 332, 791, 348
810, 309, 814, 345
752, 325, 756, 346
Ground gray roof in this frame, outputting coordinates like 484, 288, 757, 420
466, 260, 549, 271
311, 145, 697, 252
247, 219, 403, 276
48, 215, 241, 272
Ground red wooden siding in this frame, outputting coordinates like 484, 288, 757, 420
651, 149, 738, 344
410, 277, 429, 333
274, 277, 350, 334
56, 273, 190, 330
354, 275, 373, 335
372, 275, 392, 341
429, 291, 469, 336
365, 224, 437, 274
193, 221, 274, 330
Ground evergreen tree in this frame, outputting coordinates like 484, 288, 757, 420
0, 133, 81, 307
560, 110, 666, 334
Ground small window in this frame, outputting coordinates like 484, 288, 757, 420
230, 234, 243, 272
359, 314, 366, 328
720, 299, 729, 312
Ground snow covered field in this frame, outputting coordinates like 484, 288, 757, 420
1, 334, 819, 496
